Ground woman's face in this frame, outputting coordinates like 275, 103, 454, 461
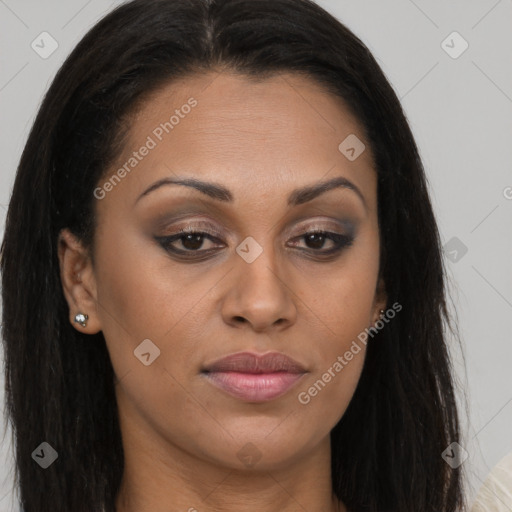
60, 71, 385, 472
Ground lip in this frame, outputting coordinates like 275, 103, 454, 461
201, 351, 307, 402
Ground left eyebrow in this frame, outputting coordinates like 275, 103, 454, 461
287, 176, 367, 209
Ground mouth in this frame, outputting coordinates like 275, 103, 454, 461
201, 351, 308, 402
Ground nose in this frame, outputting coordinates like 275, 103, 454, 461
221, 244, 297, 333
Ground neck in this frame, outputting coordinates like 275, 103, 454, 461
115, 419, 346, 512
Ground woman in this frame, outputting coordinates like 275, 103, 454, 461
0, 0, 466, 511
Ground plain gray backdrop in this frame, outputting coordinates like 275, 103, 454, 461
1, 1, 511, 511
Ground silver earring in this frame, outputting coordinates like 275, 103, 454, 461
74, 313, 89, 327
379, 309, 385, 319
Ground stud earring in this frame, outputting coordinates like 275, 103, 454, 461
74, 313, 89, 327
372, 309, 385, 326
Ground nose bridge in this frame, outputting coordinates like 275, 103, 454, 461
222, 233, 297, 330
236, 233, 286, 298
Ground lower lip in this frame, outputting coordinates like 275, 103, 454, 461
203, 371, 305, 402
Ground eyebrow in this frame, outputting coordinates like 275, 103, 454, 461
135, 175, 367, 209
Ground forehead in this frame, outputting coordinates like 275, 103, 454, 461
131, 70, 369, 152
101, 71, 376, 212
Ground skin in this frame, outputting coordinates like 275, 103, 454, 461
58, 70, 387, 512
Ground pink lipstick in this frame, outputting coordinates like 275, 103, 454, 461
201, 351, 307, 402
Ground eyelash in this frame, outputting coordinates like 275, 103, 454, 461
155, 226, 354, 260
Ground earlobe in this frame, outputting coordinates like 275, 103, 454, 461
372, 276, 388, 325
57, 229, 102, 334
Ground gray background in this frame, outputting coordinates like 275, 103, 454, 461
1, 0, 511, 510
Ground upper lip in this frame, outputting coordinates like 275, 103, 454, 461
202, 351, 307, 374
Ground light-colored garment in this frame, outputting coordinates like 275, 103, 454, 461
471, 452, 512, 511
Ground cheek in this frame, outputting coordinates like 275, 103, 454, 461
296, 352, 365, 426
294, 280, 370, 426
298, 250, 379, 354
92, 226, 224, 380
92, 226, 172, 377
292, 248, 379, 418
316, 273, 376, 329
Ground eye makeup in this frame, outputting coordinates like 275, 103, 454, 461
153, 217, 358, 262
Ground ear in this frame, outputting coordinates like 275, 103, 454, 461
57, 228, 102, 334
371, 275, 388, 325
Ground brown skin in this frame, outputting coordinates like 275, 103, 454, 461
58, 71, 386, 512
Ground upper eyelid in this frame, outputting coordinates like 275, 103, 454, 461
172, 226, 347, 241
163, 227, 351, 248
162, 217, 355, 236
158, 228, 352, 254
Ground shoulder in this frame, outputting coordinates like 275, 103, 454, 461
471, 451, 512, 511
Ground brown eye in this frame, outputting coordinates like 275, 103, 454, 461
178, 232, 208, 251
288, 230, 354, 255
156, 229, 224, 255
155, 227, 355, 262
304, 232, 330, 250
